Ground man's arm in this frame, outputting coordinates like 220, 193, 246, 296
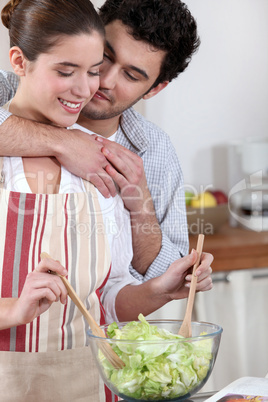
115, 250, 213, 322
0, 116, 117, 197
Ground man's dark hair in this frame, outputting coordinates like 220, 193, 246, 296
99, 0, 200, 87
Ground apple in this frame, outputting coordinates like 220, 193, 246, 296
190, 192, 217, 208
185, 191, 194, 206
208, 189, 228, 205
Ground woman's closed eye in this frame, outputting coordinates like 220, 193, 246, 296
57, 70, 73, 77
88, 70, 100, 77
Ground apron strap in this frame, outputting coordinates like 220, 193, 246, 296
82, 178, 98, 196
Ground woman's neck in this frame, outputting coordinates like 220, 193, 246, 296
9, 89, 62, 194
9, 87, 50, 125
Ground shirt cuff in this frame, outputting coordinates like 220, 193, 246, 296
102, 275, 140, 324
129, 232, 189, 282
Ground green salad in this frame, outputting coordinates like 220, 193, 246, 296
99, 314, 213, 400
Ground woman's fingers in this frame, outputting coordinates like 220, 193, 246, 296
27, 271, 67, 304
34, 258, 68, 276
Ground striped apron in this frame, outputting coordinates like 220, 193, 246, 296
0, 157, 118, 401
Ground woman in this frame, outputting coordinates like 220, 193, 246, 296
0, 1, 213, 400
0, 0, 131, 400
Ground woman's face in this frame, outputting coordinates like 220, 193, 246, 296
20, 31, 104, 127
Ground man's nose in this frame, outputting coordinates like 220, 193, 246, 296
99, 64, 117, 90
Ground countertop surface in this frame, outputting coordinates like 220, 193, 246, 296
189, 223, 268, 272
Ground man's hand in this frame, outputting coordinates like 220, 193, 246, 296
96, 136, 150, 213
55, 129, 117, 198
115, 250, 213, 322
157, 250, 213, 302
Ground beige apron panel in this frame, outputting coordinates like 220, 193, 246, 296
0, 346, 106, 401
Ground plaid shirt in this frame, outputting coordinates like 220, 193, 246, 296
0, 70, 189, 282
117, 108, 188, 281
0, 70, 19, 122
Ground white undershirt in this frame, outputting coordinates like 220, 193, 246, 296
2, 124, 139, 323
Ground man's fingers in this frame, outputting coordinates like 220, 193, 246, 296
89, 171, 118, 198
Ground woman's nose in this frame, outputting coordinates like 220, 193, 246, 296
73, 75, 97, 99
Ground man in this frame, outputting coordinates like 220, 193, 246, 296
0, 0, 207, 281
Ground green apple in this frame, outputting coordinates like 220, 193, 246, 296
185, 191, 194, 206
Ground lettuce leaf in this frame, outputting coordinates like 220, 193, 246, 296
101, 314, 212, 400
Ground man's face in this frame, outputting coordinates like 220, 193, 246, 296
81, 20, 167, 121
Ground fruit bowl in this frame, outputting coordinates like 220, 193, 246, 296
87, 318, 223, 401
186, 204, 229, 235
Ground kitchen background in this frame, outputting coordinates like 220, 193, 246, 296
0, 0, 267, 393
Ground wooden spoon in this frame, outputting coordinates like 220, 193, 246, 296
178, 234, 205, 338
40, 252, 125, 369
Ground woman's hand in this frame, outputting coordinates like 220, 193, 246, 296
14, 259, 68, 326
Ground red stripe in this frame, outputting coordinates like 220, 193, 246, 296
29, 195, 42, 352
96, 264, 112, 326
1, 193, 20, 296
61, 195, 69, 350
104, 385, 119, 402
29, 323, 33, 353
104, 385, 113, 402
0, 192, 20, 351
16, 194, 36, 352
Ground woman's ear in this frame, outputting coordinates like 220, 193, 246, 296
9, 46, 27, 76
142, 81, 169, 100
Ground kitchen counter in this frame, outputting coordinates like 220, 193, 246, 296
189, 223, 268, 272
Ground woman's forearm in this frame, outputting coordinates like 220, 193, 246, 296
0, 298, 19, 330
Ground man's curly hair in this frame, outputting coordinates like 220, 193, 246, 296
99, 0, 200, 88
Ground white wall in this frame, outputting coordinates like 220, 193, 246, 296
144, 0, 268, 193
0, 0, 12, 71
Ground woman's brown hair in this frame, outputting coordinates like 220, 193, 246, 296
1, 0, 105, 61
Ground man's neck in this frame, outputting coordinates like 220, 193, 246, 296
77, 114, 121, 138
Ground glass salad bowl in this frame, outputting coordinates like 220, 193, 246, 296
87, 315, 223, 401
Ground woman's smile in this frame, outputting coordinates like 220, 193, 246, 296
58, 97, 84, 114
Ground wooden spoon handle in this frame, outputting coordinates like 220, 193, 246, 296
178, 234, 204, 337
40, 252, 125, 369
40, 252, 105, 337
186, 234, 204, 312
